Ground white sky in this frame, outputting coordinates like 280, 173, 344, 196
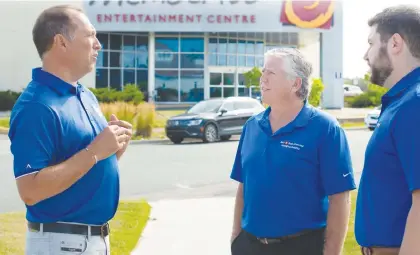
342, 0, 419, 78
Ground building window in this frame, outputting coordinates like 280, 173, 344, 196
155, 33, 205, 103
95, 33, 149, 96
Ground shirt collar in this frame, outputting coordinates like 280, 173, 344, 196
32, 67, 78, 96
258, 100, 313, 136
382, 67, 420, 100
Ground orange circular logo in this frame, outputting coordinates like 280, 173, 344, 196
282, 0, 335, 29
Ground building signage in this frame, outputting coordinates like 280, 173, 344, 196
84, 0, 338, 32
280, 0, 334, 29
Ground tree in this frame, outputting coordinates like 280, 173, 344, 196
243, 67, 262, 89
308, 78, 324, 107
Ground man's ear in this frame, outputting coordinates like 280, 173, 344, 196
52, 34, 68, 52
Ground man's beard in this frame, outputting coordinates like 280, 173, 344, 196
370, 47, 393, 86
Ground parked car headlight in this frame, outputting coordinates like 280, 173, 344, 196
187, 119, 202, 126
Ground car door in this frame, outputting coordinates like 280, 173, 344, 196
216, 101, 240, 135
234, 100, 261, 127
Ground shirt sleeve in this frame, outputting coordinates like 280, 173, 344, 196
392, 98, 420, 192
230, 124, 247, 183
319, 122, 356, 196
9, 102, 59, 179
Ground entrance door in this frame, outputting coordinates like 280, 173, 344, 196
209, 67, 236, 99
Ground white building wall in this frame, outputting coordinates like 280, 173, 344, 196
0, 0, 94, 92
298, 31, 321, 81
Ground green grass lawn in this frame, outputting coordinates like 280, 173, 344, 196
0, 117, 9, 129
341, 122, 365, 129
0, 200, 151, 255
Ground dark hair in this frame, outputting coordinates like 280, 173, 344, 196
368, 5, 420, 59
32, 5, 83, 59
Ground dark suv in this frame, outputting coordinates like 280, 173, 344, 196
165, 97, 265, 144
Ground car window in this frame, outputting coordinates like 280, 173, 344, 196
234, 101, 255, 110
222, 101, 235, 111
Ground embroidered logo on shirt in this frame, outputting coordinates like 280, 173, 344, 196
280, 141, 304, 150
26, 164, 31, 169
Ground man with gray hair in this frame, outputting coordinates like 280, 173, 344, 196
8, 5, 132, 254
229, 48, 356, 255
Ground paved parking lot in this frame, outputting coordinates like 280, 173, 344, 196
0, 129, 371, 213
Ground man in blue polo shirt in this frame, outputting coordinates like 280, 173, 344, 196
8, 5, 132, 254
355, 5, 420, 255
229, 48, 356, 255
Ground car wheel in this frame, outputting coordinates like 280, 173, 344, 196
203, 124, 218, 143
170, 137, 184, 144
368, 127, 375, 131
220, 135, 231, 141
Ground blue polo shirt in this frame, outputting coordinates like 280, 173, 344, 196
8, 68, 120, 225
230, 103, 356, 238
355, 67, 420, 247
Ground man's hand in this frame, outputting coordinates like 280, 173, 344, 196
108, 114, 132, 160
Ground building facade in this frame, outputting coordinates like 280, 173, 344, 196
0, 0, 344, 108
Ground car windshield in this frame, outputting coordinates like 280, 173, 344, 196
187, 100, 223, 114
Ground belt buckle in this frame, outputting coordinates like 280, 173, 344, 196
259, 238, 268, 244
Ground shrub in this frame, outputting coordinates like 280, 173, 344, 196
99, 102, 156, 138
308, 78, 324, 107
349, 83, 388, 108
90, 84, 144, 105
0, 90, 21, 111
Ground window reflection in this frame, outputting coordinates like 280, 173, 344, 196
180, 53, 204, 69
156, 38, 179, 53
123, 70, 135, 85
110, 52, 121, 68
95, 69, 108, 88
210, 87, 222, 98
155, 70, 179, 102
180, 70, 204, 102
123, 52, 136, 68
155, 53, 178, 69
97, 34, 109, 50
110, 69, 121, 90
110, 34, 122, 50
136, 70, 148, 93
96, 51, 108, 68
180, 38, 204, 53
123, 35, 136, 51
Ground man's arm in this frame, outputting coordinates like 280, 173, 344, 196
318, 122, 356, 255
324, 191, 352, 255
399, 190, 420, 254
231, 183, 244, 243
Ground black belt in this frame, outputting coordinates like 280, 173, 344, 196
28, 222, 110, 237
244, 227, 325, 245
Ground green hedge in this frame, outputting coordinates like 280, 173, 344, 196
347, 84, 387, 108
308, 78, 324, 107
0, 84, 145, 111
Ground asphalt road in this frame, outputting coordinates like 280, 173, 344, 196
0, 129, 371, 214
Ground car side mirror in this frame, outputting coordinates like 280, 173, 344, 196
219, 108, 227, 115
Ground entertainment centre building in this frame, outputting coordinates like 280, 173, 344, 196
0, 0, 344, 108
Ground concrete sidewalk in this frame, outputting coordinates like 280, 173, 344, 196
131, 197, 235, 255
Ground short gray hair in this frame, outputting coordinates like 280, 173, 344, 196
264, 48, 313, 100
32, 5, 83, 59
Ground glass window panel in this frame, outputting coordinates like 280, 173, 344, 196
95, 69, 108, 88
180, 53, 204, 69
238, 40, 246, 54
255, 32, 264, 40
238, 55, 246, 67
208, 38, 218, 54
246, 56, 255, 67
251, 87, 261, 98
97, 33, 109, 50
238, 87, 249, 97
156, 37, 179, 53
237, 32, 246, 39
110, 34, 122, 50
218, 32, 228, 37
155, 52, 178, 69
210, 73, 222, 86
123, 35, 135, 51
96, 51, 108, 68
289, 33, 299, 45
281, 33, 289, 44
228, 32, 237, 38
223, 87, 235, 98
110, 52, 121, 67
246, 41, 255, 55
223, 73, 234, 86
136, 36, 148, 49
136, 70, 148, 92
136, 52, 148, 68
227, 39, 237, 54
123, 69, 135, 86
180, 70, 204, 102
227, 55, 236, 66
180, 37, 204, 53
218, 38, 227, 54
238, 73, 245, 86
257, 56, 264, 67
217, 54, 227, 66
209, 53, 217, 66
155, 70, 179, 102
123, 52, 136, 68
255, 41, 264, 55
110, 69, 121, 90
210, 87, 222, 98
